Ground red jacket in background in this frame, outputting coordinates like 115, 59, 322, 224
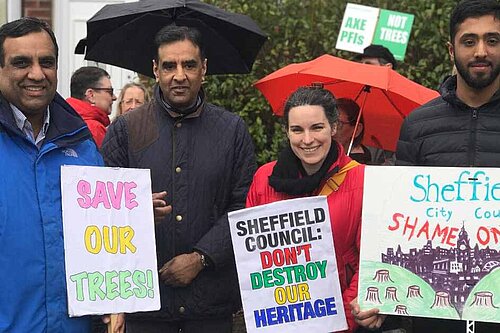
246, 143, 365, 332
66, 97, 110, 148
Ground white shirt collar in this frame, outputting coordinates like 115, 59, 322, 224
10, 103, 50, 149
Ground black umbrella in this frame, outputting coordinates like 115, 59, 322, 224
75, 0, 268, 76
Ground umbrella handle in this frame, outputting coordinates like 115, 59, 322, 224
347, 85, 369, 156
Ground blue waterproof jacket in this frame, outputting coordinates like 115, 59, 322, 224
0, 93, 103, 332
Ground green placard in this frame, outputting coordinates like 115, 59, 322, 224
372, 9, 414, 61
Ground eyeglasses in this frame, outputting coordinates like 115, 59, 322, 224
91, 87, 114, 96
122, 99, 144, 107
338, 120, 353, 127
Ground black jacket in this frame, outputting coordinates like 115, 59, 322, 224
394, 76, 500, 332
396, 76, 500, 167
101, 86, 256, 320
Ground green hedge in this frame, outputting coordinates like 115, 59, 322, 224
203, 0, 457, 165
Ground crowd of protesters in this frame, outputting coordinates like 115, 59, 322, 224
0, 0, 498, 332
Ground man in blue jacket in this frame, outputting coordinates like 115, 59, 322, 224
0, 17, 123, 333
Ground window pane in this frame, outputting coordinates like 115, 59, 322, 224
0, 0, 6, 25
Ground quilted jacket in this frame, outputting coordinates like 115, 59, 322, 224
396, 76, 500, 167
246, 143, 365, 332
101, 85, 256, 320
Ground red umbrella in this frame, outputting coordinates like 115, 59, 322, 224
254, 54, 439, 152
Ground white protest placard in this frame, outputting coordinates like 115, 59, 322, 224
61, 165, 160, 316
335, 3, 379, 54
229, 196, 347, 333
359, 166, 500, 323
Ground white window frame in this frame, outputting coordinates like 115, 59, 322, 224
7, 0, 21, 21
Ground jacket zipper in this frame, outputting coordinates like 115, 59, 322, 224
468, 108, 478, 167
170, 118, 178, 315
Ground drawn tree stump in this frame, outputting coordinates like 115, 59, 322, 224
373, 269, 394, 283
407, 285, 423, 298
365, 287, 382, 304
385, 287, 399, 302
431, 291, 453, 308
470, 291, 498, 308
395, 305, 409, 315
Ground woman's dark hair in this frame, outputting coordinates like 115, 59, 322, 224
336, 98, 364, 147
283, 86, 338, 128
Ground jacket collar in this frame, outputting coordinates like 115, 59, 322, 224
66, 97, 111, 127
154, 84, 204, 119
0, 92, 92, 145
440, 75, 500, 108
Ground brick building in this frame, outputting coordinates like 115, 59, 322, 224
23, 0, 52, 26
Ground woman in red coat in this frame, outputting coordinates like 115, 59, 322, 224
246, 87, 365, 332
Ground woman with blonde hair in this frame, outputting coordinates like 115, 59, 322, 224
116, 82, 150, 115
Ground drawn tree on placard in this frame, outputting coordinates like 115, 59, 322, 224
432, 291, 454, 309
407, 285, 423, 298
470, 291, 498, 308
385, 287, 399, 302
366, 287, 382, 304
395, 305, 409, 315
373, 269, 394, 283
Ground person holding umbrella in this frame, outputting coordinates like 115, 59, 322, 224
356, 44, 398, 165
352, 0, 500, 332
101, 25, 256, 333
333, 98, 372, 164
357, 44, 398, 69
247, 86, 365, 332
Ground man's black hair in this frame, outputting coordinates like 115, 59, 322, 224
154, 25, 206, 62
70, 66, 110, 100
450, 0, 500, 43
0, 17, 58, 67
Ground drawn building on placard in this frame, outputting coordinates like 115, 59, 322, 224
381, 224, 500, 310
